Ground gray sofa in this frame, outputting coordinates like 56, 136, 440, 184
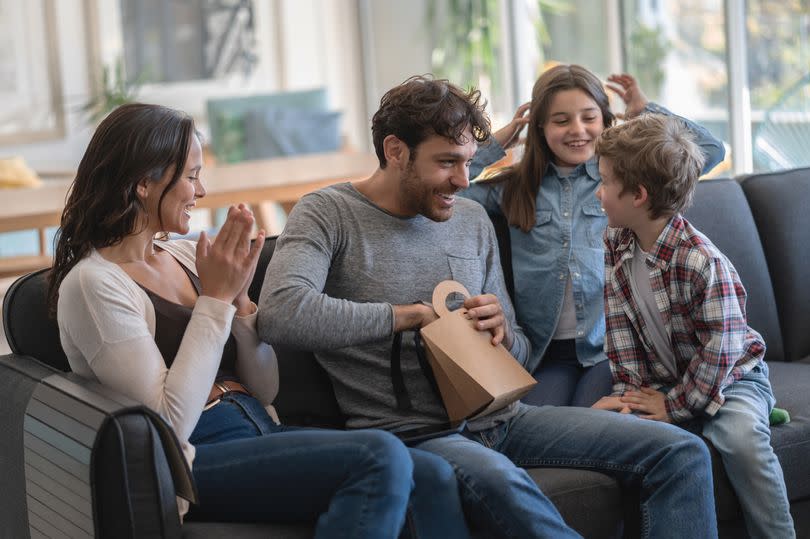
2, 169, 809, 538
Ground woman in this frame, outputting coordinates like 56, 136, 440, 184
49, 103, 468, 538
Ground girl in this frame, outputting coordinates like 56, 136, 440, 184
464, 66, 725, 407
49, 103, 469, 538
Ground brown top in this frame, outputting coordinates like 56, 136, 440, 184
138, 263, 238, 381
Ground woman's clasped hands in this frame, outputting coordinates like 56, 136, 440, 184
196, 204, 265, 313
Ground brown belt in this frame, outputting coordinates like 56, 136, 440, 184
204, 380, 251, 410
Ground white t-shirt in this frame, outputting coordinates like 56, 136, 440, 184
627, 241, 678, 379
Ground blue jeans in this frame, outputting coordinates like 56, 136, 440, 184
185, 393, 469, 539
695, 364, 794, 538
523, 340, 613, 407
415, 403, 717, 539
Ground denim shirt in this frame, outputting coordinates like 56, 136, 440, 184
462, 102, 726, 373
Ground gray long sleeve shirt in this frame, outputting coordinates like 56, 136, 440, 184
258, 182, 530, 431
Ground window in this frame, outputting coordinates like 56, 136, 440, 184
747, 0, 810, 171
358, 0, 514, 126
621, 0, 729, 174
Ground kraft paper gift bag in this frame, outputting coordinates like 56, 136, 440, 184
419, 280, 537, 421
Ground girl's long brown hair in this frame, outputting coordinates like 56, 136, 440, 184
47, 103, 195, 314
488, 64, 615, 232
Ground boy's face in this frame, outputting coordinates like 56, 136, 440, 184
397, 131, 477, 222
596, 157, 641, 228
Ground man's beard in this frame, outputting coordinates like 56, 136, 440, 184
399, 164, 454, 223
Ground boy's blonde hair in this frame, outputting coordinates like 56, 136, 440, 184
595, 114, 705, 219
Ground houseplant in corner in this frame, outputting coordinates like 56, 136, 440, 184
81, 58, 141, 123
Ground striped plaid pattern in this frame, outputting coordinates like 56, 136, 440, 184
603, 214, 765, 422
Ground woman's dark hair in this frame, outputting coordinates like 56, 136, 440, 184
490, 64, 615, 232
371, 75, 491, 167
48, 103, 196, 314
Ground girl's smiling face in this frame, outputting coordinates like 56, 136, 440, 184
542, 88, 605, 167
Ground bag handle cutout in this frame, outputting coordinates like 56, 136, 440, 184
432, 280, 471, 318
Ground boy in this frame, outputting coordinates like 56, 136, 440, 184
593, 113, 794, 538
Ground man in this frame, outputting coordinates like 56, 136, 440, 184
259, 75, 717, 538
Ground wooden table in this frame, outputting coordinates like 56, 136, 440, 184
0, 151, 379, 276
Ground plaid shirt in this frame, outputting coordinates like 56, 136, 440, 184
604, 214, 764, 422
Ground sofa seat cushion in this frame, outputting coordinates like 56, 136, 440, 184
182, 469, 623, 538
183, 521, 312, 538
528, 468, 623, 537
766, 362, 810, 501
709, 361, 810, 523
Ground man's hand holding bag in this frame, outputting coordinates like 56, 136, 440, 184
420, 280, 537, 422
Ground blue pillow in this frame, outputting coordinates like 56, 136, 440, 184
206, 88, 329, 163
243, 106, 342, 160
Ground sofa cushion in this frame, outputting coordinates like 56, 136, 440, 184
528, 468, 623, 537
243, 106, 341, 161
765, 362, 810, 501
684, 178, 784, 362
249, 238, 346, 428
183, 521, 311, 538
741, 168, 810, 362
182, 469, 624, 539
206, 88, 329, 164
248, 237, 278, 304
272, 343, 346, 428
3, 268, 70, 372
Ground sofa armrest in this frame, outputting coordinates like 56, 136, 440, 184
1, 353, 193, 538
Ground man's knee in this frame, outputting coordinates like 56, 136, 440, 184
454, 449, 532, 494
411, 450, 455, 484
667, 426, 713, 471
348, 429, 414, 480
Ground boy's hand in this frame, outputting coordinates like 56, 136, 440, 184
592, 395, 632, 414
621, 387, 671, 422
606, 73, 649, 120
493, 102, 531, 150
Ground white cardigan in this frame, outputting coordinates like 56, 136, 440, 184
58, 239, 279, 475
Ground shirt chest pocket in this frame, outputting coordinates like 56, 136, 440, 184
534, 209, 552, 227
446, 254, 484, 296
582, 204, 607, 248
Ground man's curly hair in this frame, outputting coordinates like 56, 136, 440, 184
371, 75, 491, 168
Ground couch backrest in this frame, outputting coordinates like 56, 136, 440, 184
249, 238, 346, 428
3, 268, 70, 371
684, 178, 784, 362
488, 211, 515, 304
741, 167, 810, 362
